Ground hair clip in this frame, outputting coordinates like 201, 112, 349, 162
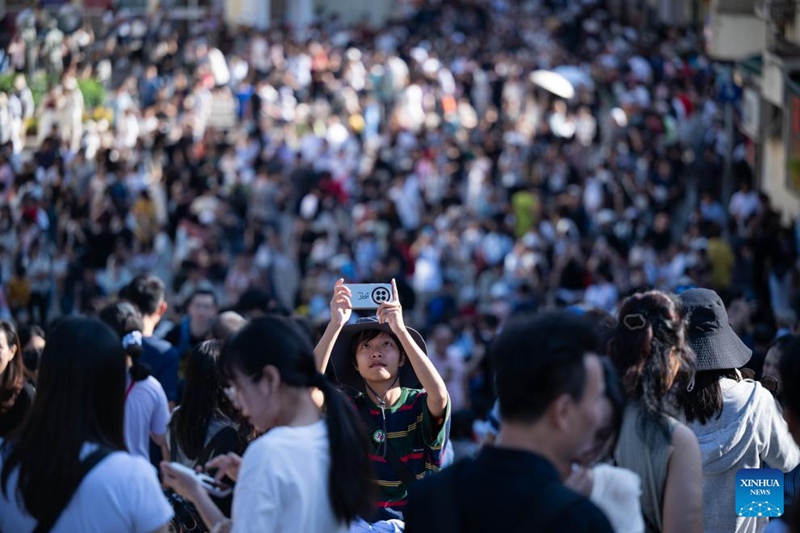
622, 313, 647, 331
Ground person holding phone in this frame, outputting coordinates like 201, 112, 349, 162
314, 278, 450, 527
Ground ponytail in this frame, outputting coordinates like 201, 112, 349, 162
311, 373, 374, 523
122, 330, 151, 382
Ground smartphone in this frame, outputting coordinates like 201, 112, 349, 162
346, 283, 393, 309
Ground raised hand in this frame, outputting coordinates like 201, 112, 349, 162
377, 278, 405, 335
329, 278, 352, 327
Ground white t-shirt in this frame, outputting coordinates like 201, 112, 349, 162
124, 375, 170, 461
0, 442, 173, 533
231, 419, 348, 533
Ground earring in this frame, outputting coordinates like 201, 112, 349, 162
687, 375, 695, 392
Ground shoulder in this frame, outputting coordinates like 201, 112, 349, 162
408, 461, 458, 500
555, 494, 614, 532
670, 422, 700, 450
400, 388, 428, 407
85, 450, 161, 490
143, 337, 178, 356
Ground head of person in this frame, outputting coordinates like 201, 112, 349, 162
18, 324, 45, 386
780, 335, 800, 444
328, 316, 427, 393
208, 311, 247, 341
431, 323, 454, 356
219, 316, 373, 523
575, 356, 625, 466
0, 320, 23, 414
122, 274, 168, 320
763, 334, 794, 395
175, 340, 236, 460
0, 317, 126, 521
608, 290, 695, 435
186, 289, 218, 333
98, 300, 151, 382
492, 311, 606, 479
674, 288, 752, 425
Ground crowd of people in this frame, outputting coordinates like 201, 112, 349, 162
0, 0, 799, 531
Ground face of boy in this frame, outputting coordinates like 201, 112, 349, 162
354, 332, 404, 385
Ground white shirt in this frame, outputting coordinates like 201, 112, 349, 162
124, 375, 170, 461
0, 442, 173, 533
231, 420, 348, 533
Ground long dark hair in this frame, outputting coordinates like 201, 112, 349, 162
609, 291, 695, 439
0, 320, 24, 413
220, 316, 373, 523
0, 317, 127, 524
98, 300, 151, 382
675, 369, 739, 424
174, 340, 236, 460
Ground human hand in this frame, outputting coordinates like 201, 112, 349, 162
565, 465, 594, 497
160, 462, 204, 503
329, 278, 352, 328
377, 278, 405, 335
205, 452, 242, 483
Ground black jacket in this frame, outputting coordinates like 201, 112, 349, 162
405, 447, 613, 533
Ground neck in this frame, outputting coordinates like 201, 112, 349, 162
283, 389, 323, 427
365, 380, 402, 407
189, 320, 206, 338
142, 315, 159, 337
495, 421, 570, 480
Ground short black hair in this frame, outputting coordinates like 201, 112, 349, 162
493, 311, 598, 423
185, 289, 218, 310
123, 275, 166, 316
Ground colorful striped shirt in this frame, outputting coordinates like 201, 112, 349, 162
352, 388, 450, 511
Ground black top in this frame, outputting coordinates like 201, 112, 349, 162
405, 446, 613, 533
0, 382, 35, 438
141, 337, 180, 403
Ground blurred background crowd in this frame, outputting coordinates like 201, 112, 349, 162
0, 0, 796, 425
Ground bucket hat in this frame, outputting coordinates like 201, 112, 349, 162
678, 288, 752, 371
329, 316, 427, 392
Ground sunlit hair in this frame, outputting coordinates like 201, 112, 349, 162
609, 291, 696, 439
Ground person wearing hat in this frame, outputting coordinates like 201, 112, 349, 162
675, 288, 800, 533
314, 278, 450, 525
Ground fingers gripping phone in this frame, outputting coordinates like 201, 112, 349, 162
169, 462, 233, 498
345, 283, 393, 310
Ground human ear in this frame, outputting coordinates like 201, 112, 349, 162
261, 365, 280, 392
398, 352, 406, 367
550, 394, 573, 431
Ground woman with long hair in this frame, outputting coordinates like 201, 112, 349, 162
608, 290, 703, 533
161, 315, 373, 532
99, 301, 170, 463
168, 340, 244, 516
675, 289, 799, 533
0, 320, 33, 437
0, 317, 172, 531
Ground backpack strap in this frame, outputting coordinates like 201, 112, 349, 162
353, 393, 419, 489
194, 425, 239, 470
33, 445, 113, 533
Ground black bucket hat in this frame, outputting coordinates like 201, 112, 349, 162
679, 288, 752, 371
329, 316, 427, 392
